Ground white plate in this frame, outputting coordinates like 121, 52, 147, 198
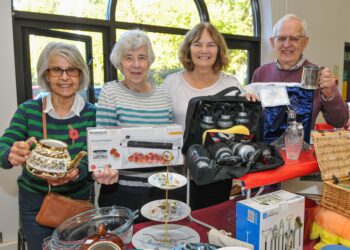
132, 224, 200, 250
148, 172, 187, 190
171, 243, 219, 250
141, 199, 191, 222
217, 247, 251, 250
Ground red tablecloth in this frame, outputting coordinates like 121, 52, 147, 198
130, 197, 318, 249
238, 148, 319, 189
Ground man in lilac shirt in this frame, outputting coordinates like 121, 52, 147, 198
252, 14, 348, 128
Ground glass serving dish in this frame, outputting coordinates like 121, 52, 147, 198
43, 206, 138, 250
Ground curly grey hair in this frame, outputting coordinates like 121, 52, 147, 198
36, 42, 90, 91
272, 14, 308, 37
110, 29, 155, 70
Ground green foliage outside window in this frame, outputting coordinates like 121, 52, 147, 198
206, 0, 253, 36
14, 0, 254, 93
13, 0, 108, 19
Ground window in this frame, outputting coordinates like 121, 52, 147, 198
227, 49, 249, 85
205, 0, 254, 36
12, 0, 261, 104
115, 0, 200, 29
13, 0, 109, 19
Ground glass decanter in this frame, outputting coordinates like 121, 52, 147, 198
284, 121, 304, 160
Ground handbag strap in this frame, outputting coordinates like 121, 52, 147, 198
212, 86, 241, 98
42, 97, 51, 192
42, 97, 47, 139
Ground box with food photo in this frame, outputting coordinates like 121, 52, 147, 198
87, 124, 183, 171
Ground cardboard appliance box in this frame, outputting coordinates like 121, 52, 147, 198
236, 190, 305, 250
87, 124, 183, 170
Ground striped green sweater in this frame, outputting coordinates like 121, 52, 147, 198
96, 80, 173, 189
0, 98, 96, 196
96, 80, 173, 126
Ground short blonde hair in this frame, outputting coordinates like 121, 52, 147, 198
178, 22, 229, 73
36, 42, 90, 91
110, 29, 155, 70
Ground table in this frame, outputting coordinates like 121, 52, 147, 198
130, 197, 318, 249
132, 199, 235, 245
237, 148, 319, 196
130, 148, 320, 249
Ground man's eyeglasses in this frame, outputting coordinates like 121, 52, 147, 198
274, 35, 305, 44
47, 68, 81, 77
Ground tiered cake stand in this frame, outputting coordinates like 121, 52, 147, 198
132, 152, 200, 250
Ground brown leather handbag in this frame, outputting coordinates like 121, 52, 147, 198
35, 97, 94, 228
36, 192, 94, 228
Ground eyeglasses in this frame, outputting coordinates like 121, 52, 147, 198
47, 68, 81, 77
274, 35, 305, 44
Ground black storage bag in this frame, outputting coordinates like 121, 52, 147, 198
186, 143, 284, 185
183, 87, 263, 153
182, 86, 285, 186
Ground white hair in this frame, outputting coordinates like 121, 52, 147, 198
110, 29, 155, 70
272, 14, 308, 37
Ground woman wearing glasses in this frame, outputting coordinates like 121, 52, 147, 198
0, 42, 97, 249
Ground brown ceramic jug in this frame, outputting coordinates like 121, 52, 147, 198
81, 223, 124, 250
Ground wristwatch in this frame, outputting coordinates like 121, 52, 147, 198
321, 92, 335, 102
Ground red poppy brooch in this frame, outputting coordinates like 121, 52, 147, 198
68, 125, 79, 144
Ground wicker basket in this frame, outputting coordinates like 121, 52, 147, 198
312, 130, 350, 218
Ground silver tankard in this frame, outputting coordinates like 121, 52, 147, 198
301, 65, 323, 90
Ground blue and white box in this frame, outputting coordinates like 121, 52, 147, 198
236, 190, 305, 250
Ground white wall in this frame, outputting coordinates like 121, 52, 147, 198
0, 0, 21, 246
1, 0, 350, 244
